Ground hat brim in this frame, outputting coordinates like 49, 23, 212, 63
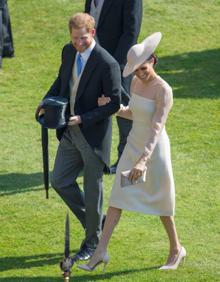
123, 62, 141, 77
123, 32, 162, 77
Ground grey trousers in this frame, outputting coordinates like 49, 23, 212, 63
51, 125, 105, 249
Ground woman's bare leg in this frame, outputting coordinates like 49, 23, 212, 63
87, 206, 122, 267
160, 216, 181, 265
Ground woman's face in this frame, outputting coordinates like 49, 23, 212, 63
134, 60, 154, 81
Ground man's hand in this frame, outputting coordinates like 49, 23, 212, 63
35, 101, 45, 117
98, 95, 111, 106
68, 115, 81, 126
38, 108, 45, 116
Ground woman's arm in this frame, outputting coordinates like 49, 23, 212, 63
128, 85, 173, 181
116, 75, 138, 120
142, 85, 173, 161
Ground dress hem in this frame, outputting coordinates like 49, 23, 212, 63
109, 202, 175, 217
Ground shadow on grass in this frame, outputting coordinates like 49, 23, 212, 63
158, 48, 220, 99
0, 172, 84, 196
0, 253, 61, 272
0, 172, 45, 196
0, 252, 159, 281
69, 266, 160, 281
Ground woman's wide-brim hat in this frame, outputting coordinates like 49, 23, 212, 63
123, 32, 162, 77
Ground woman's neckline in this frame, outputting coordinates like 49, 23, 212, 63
131, 93, 155, 102
131, 75, 161, 102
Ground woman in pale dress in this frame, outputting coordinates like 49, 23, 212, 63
78, 32, 186, 271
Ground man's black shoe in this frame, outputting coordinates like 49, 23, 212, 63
73, 246, 95, 261
72, 215, 105, 262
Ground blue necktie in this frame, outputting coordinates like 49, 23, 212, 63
77, 54, 83, 77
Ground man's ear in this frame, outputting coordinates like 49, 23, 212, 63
91, 28, 96, 37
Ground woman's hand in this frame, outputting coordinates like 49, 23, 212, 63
128, 157, 147, 182
116, 104, 129, 115
98, 95, 111, 106
116, 104, 132, 120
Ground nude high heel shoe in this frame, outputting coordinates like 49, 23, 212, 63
77, 253, 109, 272
159, 246, 186, 270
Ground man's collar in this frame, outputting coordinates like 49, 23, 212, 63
79, 39, 96, 61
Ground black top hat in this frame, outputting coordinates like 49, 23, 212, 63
36, 96, 69, 129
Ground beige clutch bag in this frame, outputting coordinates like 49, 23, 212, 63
121, 169, 146, 188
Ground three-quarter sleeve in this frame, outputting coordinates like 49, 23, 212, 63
143, 85, 173, 161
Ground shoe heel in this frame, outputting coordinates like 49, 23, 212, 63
159, 246, 186, 270
78, 253, 109, 272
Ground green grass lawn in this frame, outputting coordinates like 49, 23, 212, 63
0, 0, 220, 281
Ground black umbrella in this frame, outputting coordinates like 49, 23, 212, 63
35, 106, 50, 199
60, 212, 74, 281
35, 96, 69, 199
41, 126, 49, 199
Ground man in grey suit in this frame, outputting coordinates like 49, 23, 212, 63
85, 0, 142, 173
38, 13, 121, 261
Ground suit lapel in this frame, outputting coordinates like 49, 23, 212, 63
75, 45, 98, 101
98, 0, 114, 28
63, 46, 76, 97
